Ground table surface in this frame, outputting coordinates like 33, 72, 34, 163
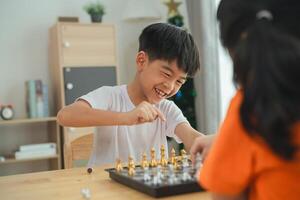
0, 165, 211, 200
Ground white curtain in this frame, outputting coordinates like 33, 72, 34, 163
186, 0, 221, 134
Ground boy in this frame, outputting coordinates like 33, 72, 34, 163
57, 23, 204, 166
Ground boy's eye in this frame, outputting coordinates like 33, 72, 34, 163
163, 72, 171, 77
176, 80, 184, 85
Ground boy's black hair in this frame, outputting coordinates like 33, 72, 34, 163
138, 23, 200, 77
217, 0, 300, 160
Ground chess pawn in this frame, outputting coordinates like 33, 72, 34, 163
128, 156, 135, 169
169, 148, 176, 165
150, 148, 157, 167
160, 145, 168, 167
116, 158, 123, 172
128, 166, 135, 176
173, 156, 179, 170
141, 153, 149, 169
128, 156, 135, 176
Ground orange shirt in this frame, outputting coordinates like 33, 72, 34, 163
199, 91, 300, 200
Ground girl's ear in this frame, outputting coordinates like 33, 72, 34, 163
136, 51, 147, 72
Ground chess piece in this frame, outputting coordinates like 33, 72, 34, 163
81, 188, 91, 199
152, 175, 162, 185
180, 149, 189, 167
128, 166, 135, 176
87, 167, 93, 174
150, 148, 157, 167
173, 156, 179, 170
182, 170, 192, 181
128, 156, 135, 169
116, 158, 123, 172
167, 164, 178, 184
169, 148, 176, 165
156, 165, 164, 179
160, 145, 168, 167
141, 153, 149, 169
128, 156, 135, 176
143, 167, 151, 182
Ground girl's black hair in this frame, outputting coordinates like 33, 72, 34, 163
217, 0, 300, 160
138, 23, 200, 77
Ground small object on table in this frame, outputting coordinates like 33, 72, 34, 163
87, 167, 93, 174
81, 188, 91, 199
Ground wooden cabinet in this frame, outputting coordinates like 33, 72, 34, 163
0, 117, 62, 176
49, 23, 118, 168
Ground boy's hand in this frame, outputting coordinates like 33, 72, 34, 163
190, 134, 216, 164
126, 101, 166, 125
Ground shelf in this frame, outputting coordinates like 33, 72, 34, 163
0, 117, 56, 125
0, 155, 59, 165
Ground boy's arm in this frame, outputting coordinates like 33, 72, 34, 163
57, 100, 165, 127
174, 122, 205, 152
57, 100, 128, 127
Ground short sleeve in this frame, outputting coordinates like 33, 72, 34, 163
163, 101, 189, 143
77, 86, 111, 110
199, 91, 254, 195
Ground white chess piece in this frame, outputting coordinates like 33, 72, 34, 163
167, 164, 178, 184
81, 188, 91, 199
143, 167, 151, 182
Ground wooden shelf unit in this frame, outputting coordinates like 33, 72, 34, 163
0, 117, 62, 175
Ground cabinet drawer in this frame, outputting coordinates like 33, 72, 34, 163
60, 25, 116, 66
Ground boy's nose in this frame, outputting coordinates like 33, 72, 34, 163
163, 81, 175, 92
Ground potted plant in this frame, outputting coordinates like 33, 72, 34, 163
84, 1, 105, 23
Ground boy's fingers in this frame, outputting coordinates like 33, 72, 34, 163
153, 107, 166, 121
190, 139, 203, 164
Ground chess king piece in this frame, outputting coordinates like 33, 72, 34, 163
116, 158, 123, 172
141, 153, 149, 169
160, 145, 168, 167
150, 148, 157, 167
170, 148, 176, 165
128, 156, 135, 176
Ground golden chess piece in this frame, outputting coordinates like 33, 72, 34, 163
177, 149, 186, 161
173, 156, 179, 170
150, 148, 157, 167
141, 153, 149, 169
128, 156, 135, 176
116, 158, 123, 172
160, 145, 168, 167
128, 156, 135, 169
170, 148, 176, 165
128, 166, 135, 176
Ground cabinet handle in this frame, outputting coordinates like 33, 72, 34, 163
66, 83, 74, 90
63, 41, 70, 48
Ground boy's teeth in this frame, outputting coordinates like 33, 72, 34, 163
155, 88, 166, 97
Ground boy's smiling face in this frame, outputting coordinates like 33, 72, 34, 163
136, 51, 187, 104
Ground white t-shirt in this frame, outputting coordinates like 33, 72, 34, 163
79, 85, 189, 166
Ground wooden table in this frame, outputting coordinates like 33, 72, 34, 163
0, 165, 210, 200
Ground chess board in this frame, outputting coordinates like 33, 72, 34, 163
105, 163, 204, 198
